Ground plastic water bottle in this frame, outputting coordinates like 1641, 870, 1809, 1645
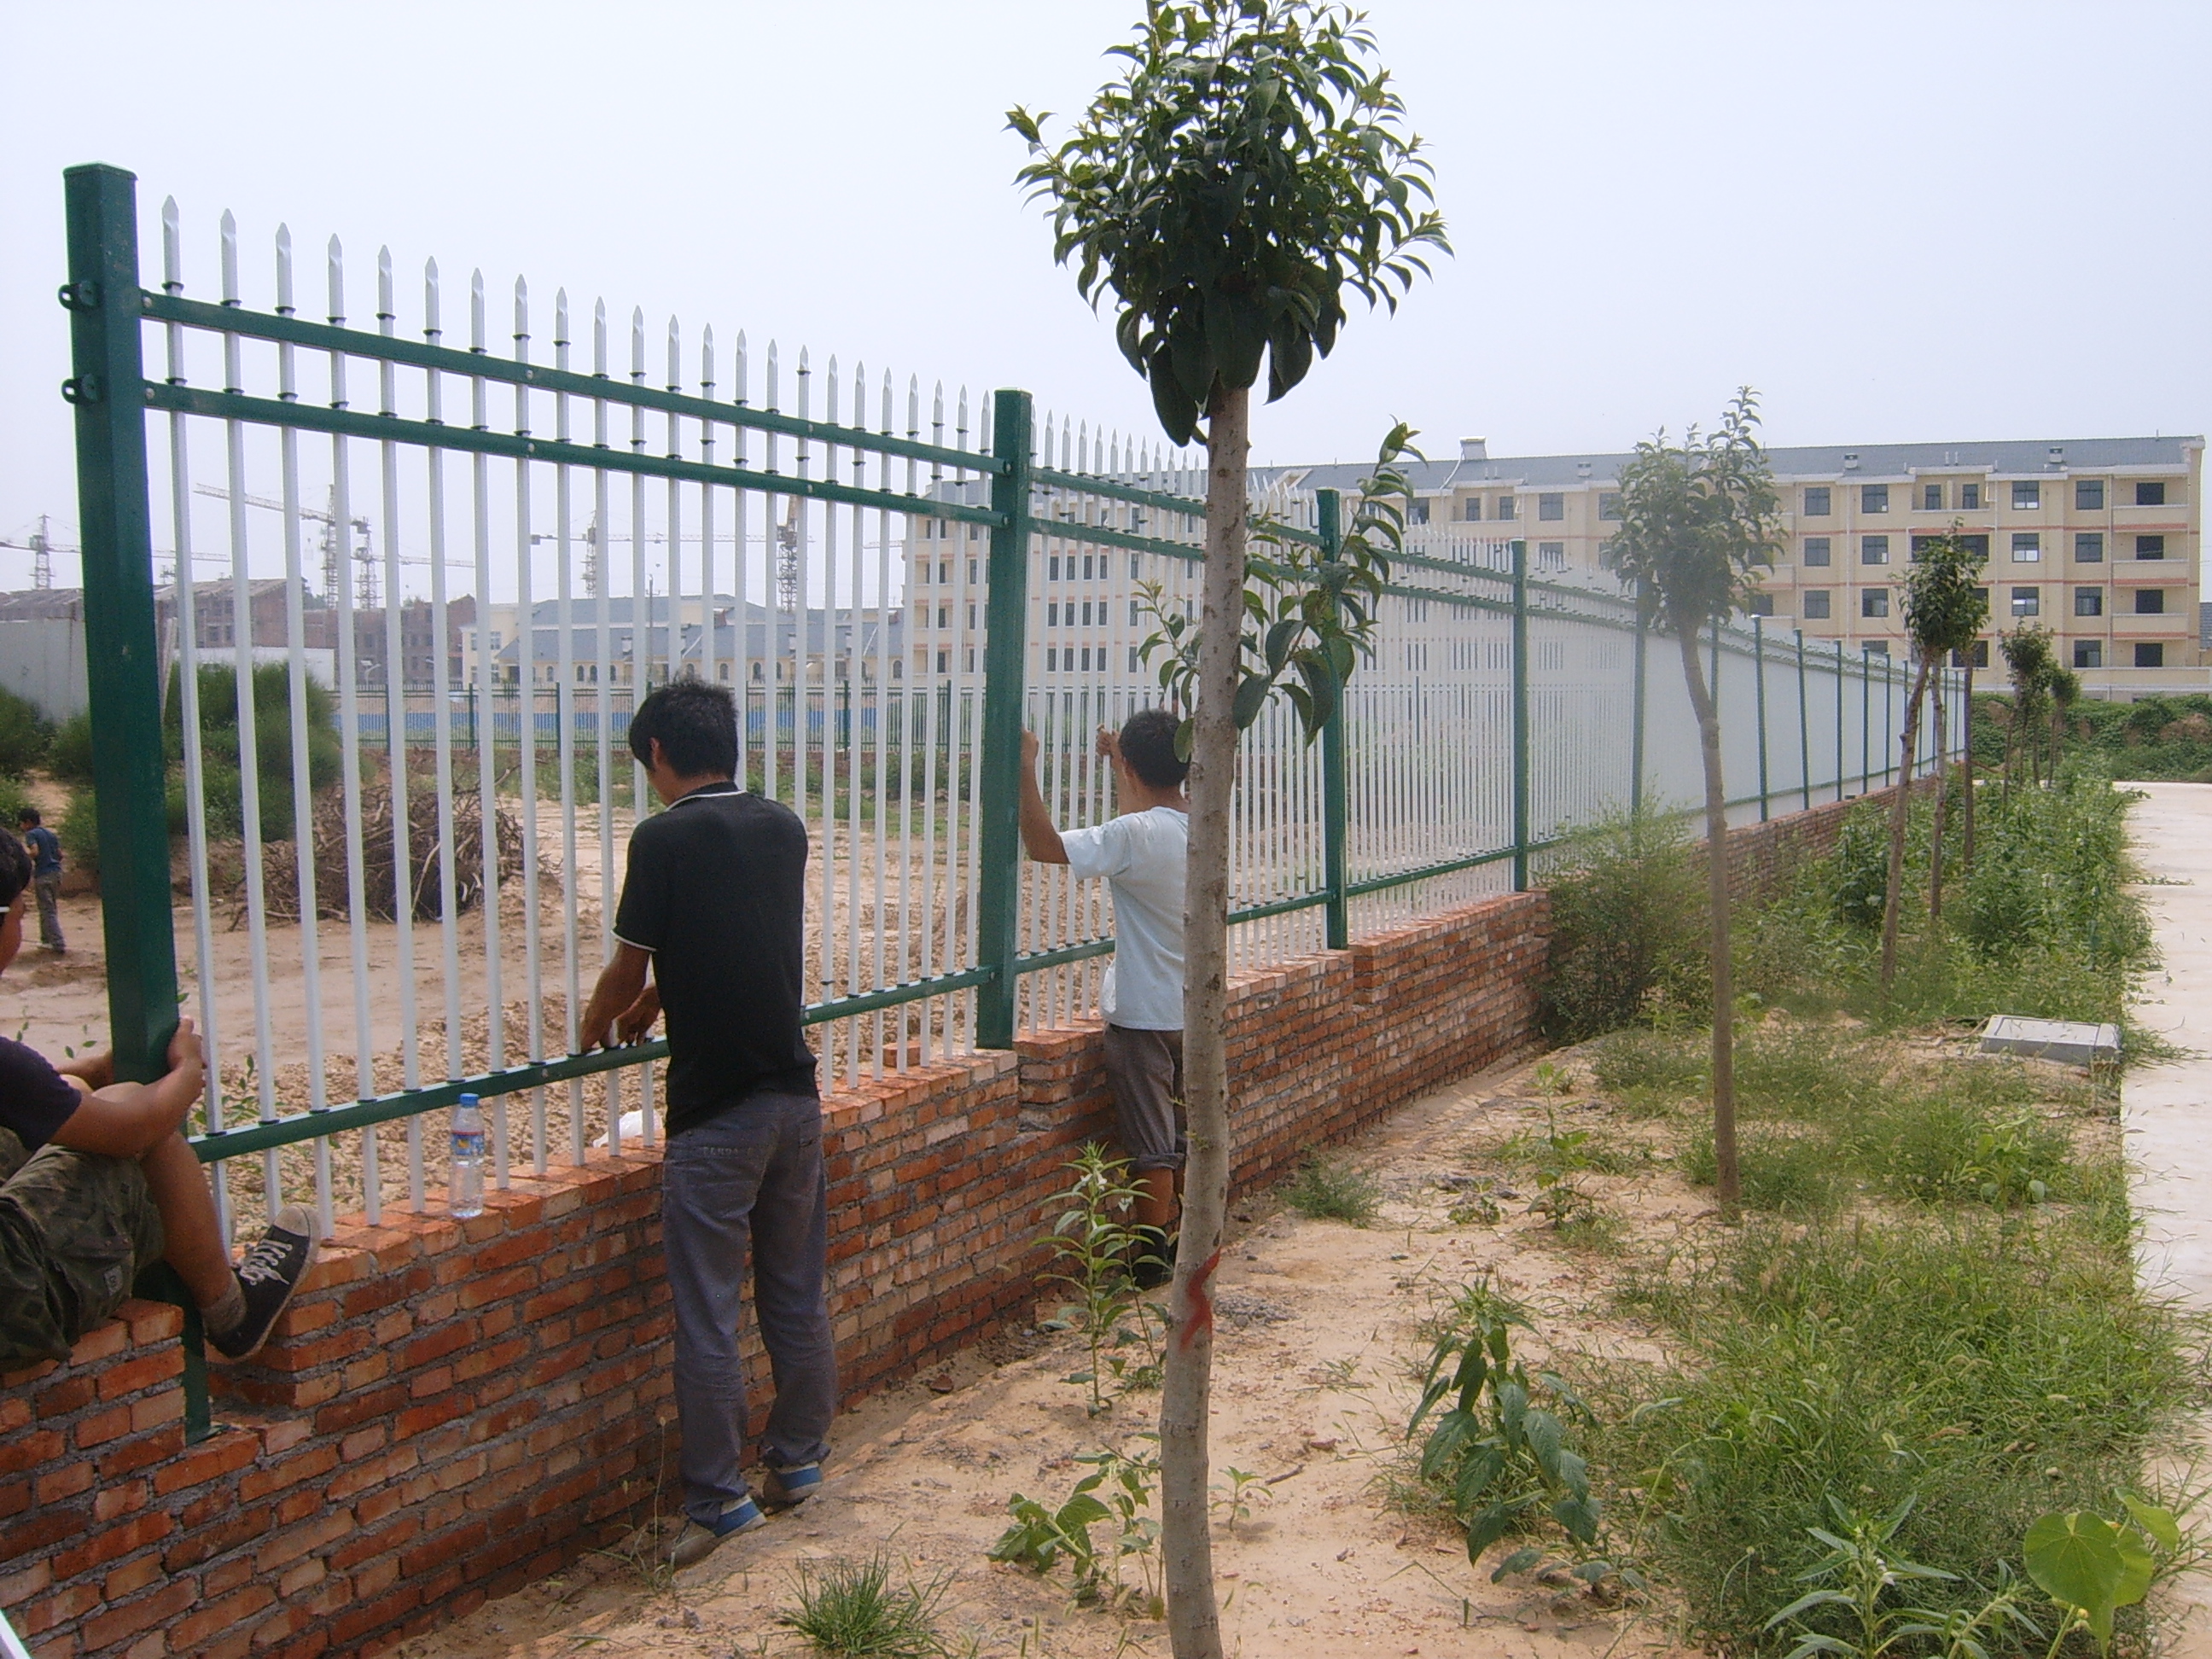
449, 1093, 486, 1220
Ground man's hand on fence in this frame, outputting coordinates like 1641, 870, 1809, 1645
616, 984, 661, 1045
1095, 725, 1118, 760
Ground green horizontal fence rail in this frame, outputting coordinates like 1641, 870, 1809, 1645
64, 161, 1946, 1189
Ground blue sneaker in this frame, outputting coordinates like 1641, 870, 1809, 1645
665, 1496, 765, 1569
763, 1464, 824, 1509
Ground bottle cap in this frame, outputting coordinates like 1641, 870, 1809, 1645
458, 1092, 480, 1107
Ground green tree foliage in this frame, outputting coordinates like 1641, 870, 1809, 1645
1998, 626, 2056, 791
1010, 10, 1444, 1652
1600, 390, 1784, 1216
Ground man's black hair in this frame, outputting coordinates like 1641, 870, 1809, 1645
15, 806, 37, 826
0, 829, 32, 910
629, 675, 739, 780
1118, 707, 1189, 790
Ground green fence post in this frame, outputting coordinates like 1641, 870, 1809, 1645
1629, 591, 1648, 817
1754, 614, 1770, 821
1511, 538, 1530, 891
1796, 630, 1810, 809
1317, 489, 1349, 950
1860, 646, 1872, 795
1835, 639, 1847, 797
63, 163, 178, 1084
974, 388, 1033, 1050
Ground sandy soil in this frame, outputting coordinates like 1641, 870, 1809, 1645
392, 1052, 1704, 1659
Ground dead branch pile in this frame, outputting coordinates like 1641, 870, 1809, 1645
230, 782, 535, 925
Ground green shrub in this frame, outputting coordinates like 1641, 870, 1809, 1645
60, 787, 96, 877
0, 689, 52, 777
49, 711, 93, 783
1281, 1152, 1380, 1225
1538, 811, 1706, 1042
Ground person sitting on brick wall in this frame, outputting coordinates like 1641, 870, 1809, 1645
579, 675, 834, 1572
0, 831, 315, 1372
1017, 708, 1190, 1288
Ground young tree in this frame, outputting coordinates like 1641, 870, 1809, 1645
1600, 391, 1783, 1217
1010, 9, 1443, 1653
1999, 625, 2055, 794
1880, 526, 1988, 986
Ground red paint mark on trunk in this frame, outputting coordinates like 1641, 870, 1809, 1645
1176, 1249, 1221, 1350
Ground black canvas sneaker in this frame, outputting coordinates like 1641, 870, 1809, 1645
208, 1204, 317, 1361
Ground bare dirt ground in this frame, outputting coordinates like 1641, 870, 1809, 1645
393, 1052, 1705, 1659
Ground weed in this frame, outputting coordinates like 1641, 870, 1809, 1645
1532, 1061, 1575, 1097
1211, 1467, 1271, 1533
780, 1553, 958, 1657
990, 1444, 1162, 1616
1497, 1112, 1644, 1177
1282, 1151, 1381, 1226
1679, 1126, 1840, 1214
1591, 1028, 1707, 1098
1408, 1288, 1604, 1571
1041, 1146, 1165, 1415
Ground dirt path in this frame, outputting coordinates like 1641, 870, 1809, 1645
394, 1056, 1698, 1659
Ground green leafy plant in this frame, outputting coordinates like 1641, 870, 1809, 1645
1281, 1150, 1381, 1225
1762, 1496, 2039, 1659
990, 1445, 1164, 1615
1408, 1289, 1602, 1569
1210, 1467, 1270, 1534
0, 686, 53, 777
1043, 1146, 1167, 1415
2022, 1497, 2180, 1655
1538, 810, 1707, 1042
779, 1552, 961, 1658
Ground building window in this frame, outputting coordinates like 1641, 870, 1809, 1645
1802, 536, 1831, 567
2075, 587, 2103, 617
2137, 534, 2167, 560
1496, 495, 1516, 521
1803, 486, 1831, 516
1861, 484, 1889, 514
2012, 480, 2040, 509
1862, 589, 1889, 618
1130, 600, 1141, 626
2075, 641, 2103, 669
1080, 648, 1092, 671
1045, 647, 1057, 671
1462, 496, 1481, 521
2136, 642, 2166, 668
2011, 586, 2040, 617
935, 649, 948, 672
1747, 592, 1775, 617
1960, 482, 1982, 509
2011, 533, 2042, 562
1537, 541, 1566, 571
1047, 556, 1059, 580
2075, 533, 2104, 562
1128, 646, 1140, 672
1865, 641, 1890, 657
2135, 589, 2167, 615
1861, 535, 1890, 565
1409, 500, 1429, 525
1537, 492, 1563, 521
1959, 640, 1990, 668
2075, 479, 2105, 510
938, 562, 949, 583
1921, 483, 1943, 510
1598, 492, 1622, 521
1802, 590, 1831, 620
1045, 602, 1057, 627
2137, 480, 2168, 506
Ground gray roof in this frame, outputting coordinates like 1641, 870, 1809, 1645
1260, 434, 2203, 495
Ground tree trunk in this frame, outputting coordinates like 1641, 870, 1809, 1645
1878, 657, 1933, 988
1928, 672, 1949, 921
1673, 625, 1738, 1218
1961, 667, 1976, 870
1159, 380, 1247, 1659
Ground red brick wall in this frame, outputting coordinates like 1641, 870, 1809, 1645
3, 793, 1866, 1658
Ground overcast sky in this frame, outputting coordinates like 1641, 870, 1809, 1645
3, 0, 2206, 591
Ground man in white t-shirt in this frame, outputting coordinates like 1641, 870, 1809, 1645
1018, 709, 1190, 1276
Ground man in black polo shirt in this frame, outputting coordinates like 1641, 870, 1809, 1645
579, 676, 830, 1570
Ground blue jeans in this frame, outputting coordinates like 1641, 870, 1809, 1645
661, 1092, 835, 1524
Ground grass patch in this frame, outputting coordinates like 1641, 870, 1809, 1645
1678, 1126, 1840, 1214
1590, 1027, 1707, 1098
1281, 1151, 1381, 1225
1588, 1190, 2198, 1652
779, 1554, 959, 1657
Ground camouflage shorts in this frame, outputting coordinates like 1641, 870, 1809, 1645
0, 1137, 165, 1366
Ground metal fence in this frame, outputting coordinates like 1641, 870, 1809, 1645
61, 164, 1957, 1243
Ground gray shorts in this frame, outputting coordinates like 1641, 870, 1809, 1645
1103, 1024, 1185, 1173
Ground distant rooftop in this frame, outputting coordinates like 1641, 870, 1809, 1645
1259, 434, 2204, 495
